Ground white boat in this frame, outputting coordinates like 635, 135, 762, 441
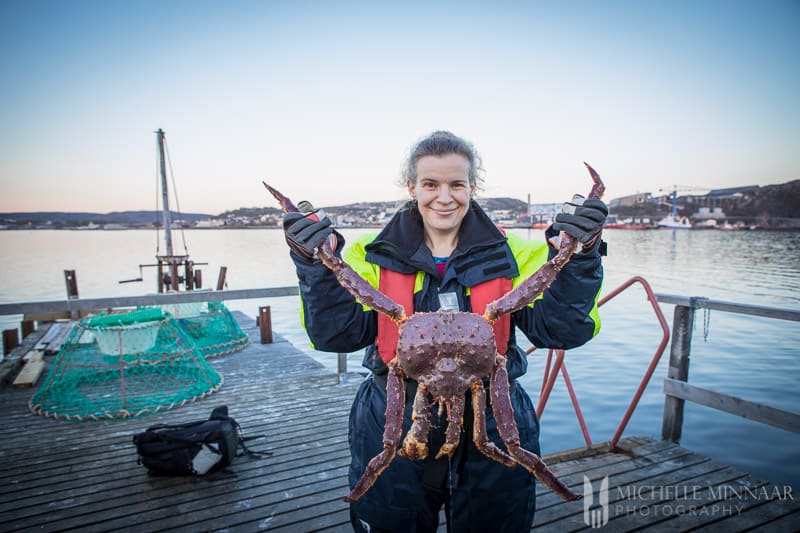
657, 188, 692, 229
657, 215, 692, 229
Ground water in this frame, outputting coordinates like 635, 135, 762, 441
1, 228, 799, 490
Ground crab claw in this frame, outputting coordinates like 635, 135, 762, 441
262, 181, 299, 213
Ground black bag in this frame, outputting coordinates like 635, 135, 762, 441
133, 406, 264, 475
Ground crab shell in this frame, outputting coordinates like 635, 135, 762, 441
397, 312, 496, 397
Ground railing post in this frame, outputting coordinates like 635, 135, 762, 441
662, 304, 694, 442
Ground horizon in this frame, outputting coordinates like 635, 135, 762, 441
0, 177, 790, 218
1, 0, 798, 213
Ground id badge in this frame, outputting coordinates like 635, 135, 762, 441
438, 292, 459, 312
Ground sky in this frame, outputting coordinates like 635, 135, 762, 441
0, 0, 798, 214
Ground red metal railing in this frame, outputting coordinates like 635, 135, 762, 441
528, 276, 671, 448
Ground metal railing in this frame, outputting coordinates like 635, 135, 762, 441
531, 276, 671, 448
530, 279, 800, 449
0, 286, 299, 317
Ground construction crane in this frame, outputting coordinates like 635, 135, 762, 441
657, 185, 711, 215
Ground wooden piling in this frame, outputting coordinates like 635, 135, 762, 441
64, 270, 79, 298
21, 320, 35, 338
216, 266, 228, 290
3, 329, 19, 355
662, 304, 694, 442
259, 306, 273, 344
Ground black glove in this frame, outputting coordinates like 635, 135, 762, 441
282, 210, 333, 261
553, 196, 608, 245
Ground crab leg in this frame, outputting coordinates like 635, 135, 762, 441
436, 397, 466, 459
489, 355, 580, 501
470, 380, 516, 467
345, 358, 407, 502
484, 162, 605, 321
263, 181, 406, 322
400, 384, 433, 460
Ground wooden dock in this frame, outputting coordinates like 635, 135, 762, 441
1, 314, 797, 532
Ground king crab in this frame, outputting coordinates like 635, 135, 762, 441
264, 163, 605, 503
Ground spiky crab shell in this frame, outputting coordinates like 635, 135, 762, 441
396, 312, 497, 398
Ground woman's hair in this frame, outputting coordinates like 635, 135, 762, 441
400, 130, 485, 192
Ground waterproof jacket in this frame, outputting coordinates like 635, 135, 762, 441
291, 200, 603, 381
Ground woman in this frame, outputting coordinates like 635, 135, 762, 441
282, 130, 607, 532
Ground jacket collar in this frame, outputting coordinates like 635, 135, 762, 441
364, 200, 516, 283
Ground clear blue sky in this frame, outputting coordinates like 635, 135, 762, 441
1, 0, 798, 214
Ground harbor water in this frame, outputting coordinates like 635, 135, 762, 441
1, 227, 798, 490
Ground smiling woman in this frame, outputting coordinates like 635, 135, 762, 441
274, 129, 609, 532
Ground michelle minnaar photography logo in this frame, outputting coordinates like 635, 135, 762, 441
582, 475, 794, 528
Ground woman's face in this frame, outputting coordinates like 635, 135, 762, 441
408, 153, 475, 235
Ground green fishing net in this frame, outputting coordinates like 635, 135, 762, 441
160, 301, 250, 358
29, 309, 223, 420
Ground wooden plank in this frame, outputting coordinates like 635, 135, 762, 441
12, 359, 44, 388
22, 349, 43, 362
23, 311, 72, 322
41, 321, 75, 354
660, 483, 798, 532
702, 493, 800, 532
748, 508, 800, 532
534, 446, 716, 528
602, 467, 759, 532
664, 377, 800, 434
33, 322, 66, 350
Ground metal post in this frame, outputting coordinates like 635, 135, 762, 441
156, 129, 173, 257
259, 306, 273, 344
338, 353, 347, 374
662, 304, 694, 442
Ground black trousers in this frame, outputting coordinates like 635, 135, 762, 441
348, 375, 540, 532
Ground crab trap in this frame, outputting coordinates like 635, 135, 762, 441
29, 308, 224, 420
151, 301, 249, 358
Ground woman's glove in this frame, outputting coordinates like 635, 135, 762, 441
553, 195, 608, 249
282, 210, 334, 261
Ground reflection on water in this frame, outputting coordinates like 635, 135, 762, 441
1, 228, 799, 488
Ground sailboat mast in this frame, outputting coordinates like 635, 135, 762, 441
156, 128, 174, 256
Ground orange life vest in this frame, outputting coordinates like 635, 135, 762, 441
375, 268, 512, 363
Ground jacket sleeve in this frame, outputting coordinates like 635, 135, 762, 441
512, 238, 603, 350
291, 248, 378, 353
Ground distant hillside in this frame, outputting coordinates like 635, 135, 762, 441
732, 179, 800, 218
323, 196, 528, 214
612, 179, 800, 221
0, 210, 211, 228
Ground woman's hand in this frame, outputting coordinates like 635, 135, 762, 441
282, 210, 333, 260
553, 196, 608, 247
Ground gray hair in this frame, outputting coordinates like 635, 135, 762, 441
400, 130, 485, 192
